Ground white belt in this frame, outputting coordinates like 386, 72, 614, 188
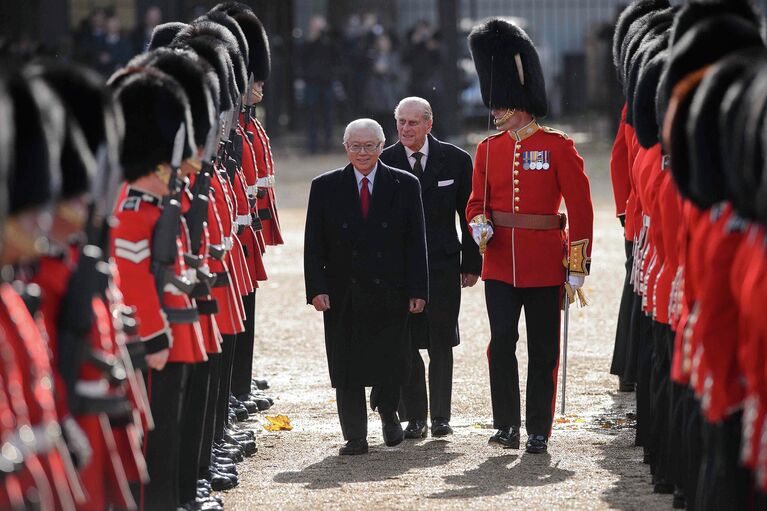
163, 283, 186, 296
236, 214, 251, 226
246, 184, 257, 196
257, 176, 275, 188
75, 380, 110, 398
643, 214, 651, 228
7, 423, 60, 455
223, 237, 234, 250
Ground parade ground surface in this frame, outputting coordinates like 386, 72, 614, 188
224, 136, 666, 510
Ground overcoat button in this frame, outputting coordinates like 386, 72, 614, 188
374, 278, 381, 284
381, 222, 388, 228
342, 223, 348, 229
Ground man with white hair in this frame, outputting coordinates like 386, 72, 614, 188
304, 118, 428, 455
381, 97, 481, 440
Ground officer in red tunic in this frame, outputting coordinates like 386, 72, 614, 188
466, 18, 593, 454
109, 67, 208, 511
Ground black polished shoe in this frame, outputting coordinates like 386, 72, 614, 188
488, 427, 520, 448
653, 481, 674, 494
208, 470, 235, 491
380, 411, 404, 447
196, 496, 224, 511
525, 434, 548, 454
404, 420, 428, 439
236, 396, 259, 414
431, 418, 453, 437
618, 377, 636, 392
339, 439, 369, 455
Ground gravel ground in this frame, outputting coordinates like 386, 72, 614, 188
221, 144, 671, 510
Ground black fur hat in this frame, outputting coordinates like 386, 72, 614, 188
176, 21, 247, 96
111, 68, 195, 182
177, 36, 235, 112
633, 45, 669, 149
734, 68, 767, 218
612, 0, 671, 82
624, 19, 672, 125
687, 48, 766, 209
620, 7, 675, 96
29, 61, 123, 190
7, 71, 65, 213
149, 22, 188, 51
665, 70, 705, 203
657, 14, 763, 133
669, 0, 764, 48
468, 18, 547, 116
214, 8, 270, 81
200, 11, 248, 66
145, 48, 218, 148
717, 69, 762, 216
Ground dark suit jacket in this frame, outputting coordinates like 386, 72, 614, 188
304, 162, 428, 388
380, 134, 481, 348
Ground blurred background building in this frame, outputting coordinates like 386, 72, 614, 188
3, 0, 766, 150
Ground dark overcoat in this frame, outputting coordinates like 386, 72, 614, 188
380, 134, 481, 349
304, 162, 428, 388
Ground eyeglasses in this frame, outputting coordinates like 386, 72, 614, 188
346, 142, 382, 153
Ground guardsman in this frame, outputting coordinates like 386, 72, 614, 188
2, 69, 85, 510
109, 67, 207, 511
466, 18, 593, 454
210, 1, 275, 409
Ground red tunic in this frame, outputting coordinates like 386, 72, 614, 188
249, 116, 284, 246
610, 104, 632, 219
111, 185, 206, 363
466, 121, 593, 287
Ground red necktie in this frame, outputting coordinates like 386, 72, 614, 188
360, 176, 370, 219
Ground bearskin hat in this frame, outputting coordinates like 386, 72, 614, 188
29, 61, 123, 197
211, 4, 270, 81
733, 67, 767, 218
7, 71, 65, 213
468, 18, 547, 117
111, 68, 195, 182
687, 48, 767, 208
145, 48, 218, 148
657, 14, 763, 135
633, 43, 669, 149
176, 36, 236, 112
176, 21, 247, 96
612, 0, 670, 80
669, 0, 764, 48
200, 11, 249, 66
149, 22, 188, 51
623, 17, 673, 125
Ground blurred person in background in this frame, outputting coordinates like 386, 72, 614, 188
131, 5, 163, 54
363, 33, 400, 142
73, 7, 107, 67
403, 21, 444, 135
96, 15, 132, 76
297, 15, 339, 154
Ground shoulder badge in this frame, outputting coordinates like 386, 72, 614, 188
541, 125, 570, 139
119, 196, 141, 212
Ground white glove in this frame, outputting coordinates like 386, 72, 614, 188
470, 222, 494, 246
568, 274, 585, 291
62, 416, 93, 469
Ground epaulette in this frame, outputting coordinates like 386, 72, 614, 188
480, 131, 506, 144
540, 125, 570, 139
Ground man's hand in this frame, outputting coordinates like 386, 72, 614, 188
461, 273, 480, 288
567, 274, 585, 291
470, 221, 494, 246
409, 298, 426, 314
145, 348, 169, 371
312, 294, 331, 312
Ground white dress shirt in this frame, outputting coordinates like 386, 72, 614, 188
404, 137, 429, 172
354, 164, 377, 195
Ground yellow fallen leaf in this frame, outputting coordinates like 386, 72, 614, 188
263, 415, 293, 431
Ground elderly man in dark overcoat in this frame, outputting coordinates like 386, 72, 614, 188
380, 97, 481, 439
304, 118, 428, 455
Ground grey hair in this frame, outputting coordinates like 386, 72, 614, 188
343, 118, 385, 144
394, 96, 433, 121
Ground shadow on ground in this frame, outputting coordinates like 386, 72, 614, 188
428, 450, 575, 499
593, 391, 668, 510
273, 439, 461, 490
